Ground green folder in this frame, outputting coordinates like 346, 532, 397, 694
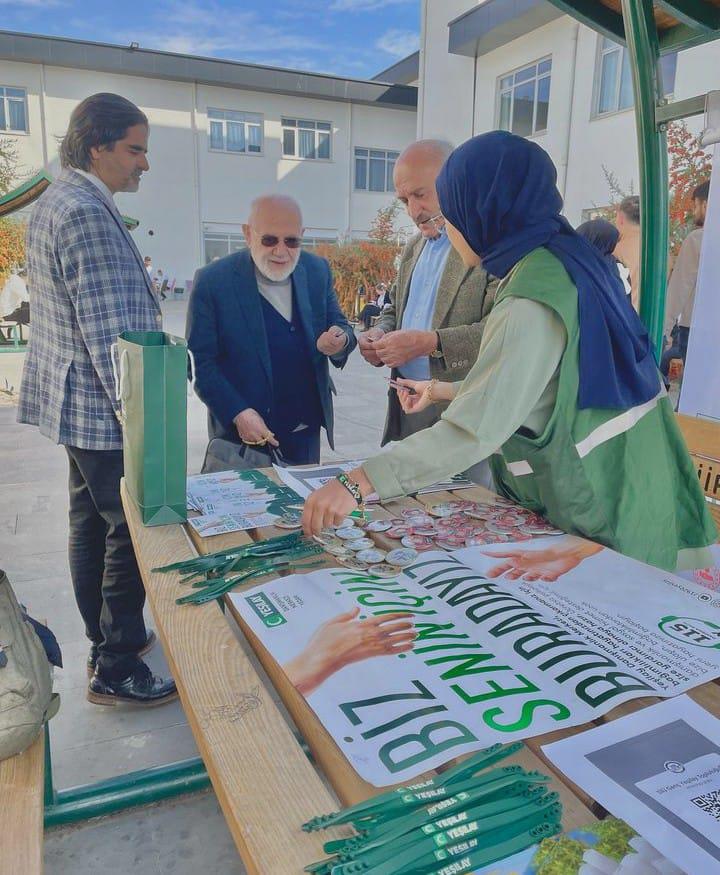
115, 330, 188, 526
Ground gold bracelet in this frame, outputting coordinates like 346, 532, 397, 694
427, 379, 438, 405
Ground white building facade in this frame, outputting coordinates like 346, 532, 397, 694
0, 31, 417, 285
417, 0, 720, 225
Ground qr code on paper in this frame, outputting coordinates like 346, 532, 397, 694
691, 790, 720, 820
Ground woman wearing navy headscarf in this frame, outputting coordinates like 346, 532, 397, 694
303, 132, 715, 571
576, 218, 632, 301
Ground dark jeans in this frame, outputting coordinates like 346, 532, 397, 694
660, 325, 690, 378
65, 446, 147, 680
358, 303, 380, 331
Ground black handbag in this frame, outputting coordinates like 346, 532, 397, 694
201, 438, 289, 474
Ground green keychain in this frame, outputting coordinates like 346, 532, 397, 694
302, 742, 524, 832
323, 781, 550, 859
325, 788, 559, 873
336, 796, 562, 875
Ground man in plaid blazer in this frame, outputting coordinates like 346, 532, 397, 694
18, 93, 176, 707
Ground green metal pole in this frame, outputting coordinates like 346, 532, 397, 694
43, 722, 57, 808
44, 756, 210, 828
620, 0, 669, 356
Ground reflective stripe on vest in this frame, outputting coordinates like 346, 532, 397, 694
501, 388, 665, 475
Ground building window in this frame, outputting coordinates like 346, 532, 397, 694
497, 58, 551, 138
0, 86, 28, 133
354, 148, 399, 192
594, 38, 677, 115
281, 118, 332, 160
203, 232, 245, 263
207, 109, 262, 154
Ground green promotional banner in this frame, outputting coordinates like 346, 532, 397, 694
232, 537, 720, 787
115, 331, 188, 526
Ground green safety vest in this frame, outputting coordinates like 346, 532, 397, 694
489, 248, 717, 571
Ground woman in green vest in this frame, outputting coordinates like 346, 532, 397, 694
302, 132, 715, 571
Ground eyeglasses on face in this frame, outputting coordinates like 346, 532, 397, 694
260, 235, 302, 249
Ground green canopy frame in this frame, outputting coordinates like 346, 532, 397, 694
546, 0, 719, 353
0, 169, 140, 230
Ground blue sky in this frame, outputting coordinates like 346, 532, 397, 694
2, 0, 420, 80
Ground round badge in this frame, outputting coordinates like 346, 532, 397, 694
434, 540, 460, 552
387, 526, 412, 539
275, 514, 302, 529
401, 535, 435, 551
337, 556, 370, 571
386, 548, 419, 567
408, 525, 438, 537
400, 508, 427, 519
356, 548, 387, 564
365, 519, 393, 533
368, 563, 398, 579
337, 527, 366, 540
347, 538, 375, 552
429, 502, 463, 518
313, 534, 343, 550
465, 532, 510, 546
520, 519, 565, 534
325, 544, 353, 558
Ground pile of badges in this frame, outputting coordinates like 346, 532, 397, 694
372, 500, 563, 552
313, 499, 564, 575
314, 519, 419, 577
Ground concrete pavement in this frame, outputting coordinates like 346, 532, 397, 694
0, 297, 387, 874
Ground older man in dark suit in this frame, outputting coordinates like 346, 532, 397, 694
18, 93, 175, 706
187, 195, 356, 466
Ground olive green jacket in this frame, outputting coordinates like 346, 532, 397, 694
377, 233, 497, 445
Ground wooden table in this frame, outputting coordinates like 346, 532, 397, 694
122, 473, 720, 874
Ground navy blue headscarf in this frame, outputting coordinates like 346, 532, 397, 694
576, 218, 621, 275
436, 131, 659, 410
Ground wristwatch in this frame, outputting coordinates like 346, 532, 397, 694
429, 331, 444, 359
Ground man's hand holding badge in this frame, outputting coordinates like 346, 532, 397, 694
317, 325, 348, 356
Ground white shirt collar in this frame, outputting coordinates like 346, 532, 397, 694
73, 168, 115, 202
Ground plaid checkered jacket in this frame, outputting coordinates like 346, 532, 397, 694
17, 170, 161, 450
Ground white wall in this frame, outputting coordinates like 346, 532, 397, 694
417, 0, 477, 146
419, 3, 720, 227
0, 58, 416, 283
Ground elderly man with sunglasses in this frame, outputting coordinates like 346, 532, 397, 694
187, 195, 356, 465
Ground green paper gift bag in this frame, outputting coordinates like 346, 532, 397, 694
113, 331, 188, 526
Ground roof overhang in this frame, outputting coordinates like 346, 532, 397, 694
449, 0, 564, 57
373, 51, 420, 85
0, 30, 417, 111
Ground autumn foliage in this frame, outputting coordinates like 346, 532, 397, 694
316, 201, 405, 316
667, 121, 712, 254
0, 218, 26, 286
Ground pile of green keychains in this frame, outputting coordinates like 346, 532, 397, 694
153, 532, 325, 605
303, 742, 563, 875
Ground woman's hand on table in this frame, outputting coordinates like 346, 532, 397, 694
282, 608, 416, 695
482, 537, 603, 582
301, 466, 374, 536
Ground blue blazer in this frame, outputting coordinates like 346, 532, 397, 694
186, 249, 356, 448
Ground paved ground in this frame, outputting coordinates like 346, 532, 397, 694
0, 297, 387, 874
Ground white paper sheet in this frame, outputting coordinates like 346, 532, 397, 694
544, 696, 720, 875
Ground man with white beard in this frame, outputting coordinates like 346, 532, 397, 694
187, 194, 356, 465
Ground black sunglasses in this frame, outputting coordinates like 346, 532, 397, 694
260, 235, 302, 249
